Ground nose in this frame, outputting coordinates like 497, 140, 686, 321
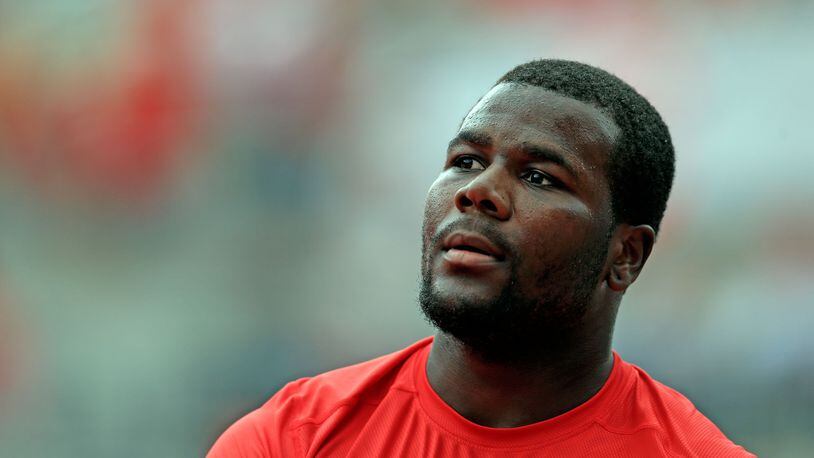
453, 167, 512, 221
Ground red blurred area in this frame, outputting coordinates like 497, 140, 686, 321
0, 1, 201, 206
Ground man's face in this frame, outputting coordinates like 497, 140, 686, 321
419, 82, 620, 361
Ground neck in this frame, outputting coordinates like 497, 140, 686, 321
425, 329, 614, 428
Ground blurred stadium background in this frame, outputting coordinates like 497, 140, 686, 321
0, 0, 812, 456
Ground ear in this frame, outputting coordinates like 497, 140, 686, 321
607, 224, 655, 292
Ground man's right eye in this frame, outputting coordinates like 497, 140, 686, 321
452, 156, 485, 171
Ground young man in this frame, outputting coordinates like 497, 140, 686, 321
209, 59, 754, 457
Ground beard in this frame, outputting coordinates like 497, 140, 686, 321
419, 219, 611, 364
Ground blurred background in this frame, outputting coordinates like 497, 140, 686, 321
0, 0, 812, 456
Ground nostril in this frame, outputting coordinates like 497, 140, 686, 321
459, 195, 474, 207
480, 199, 497, 213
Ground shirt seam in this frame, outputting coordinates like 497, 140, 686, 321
285, 395, 383, 430
593, 421, 677, 457
411, 389, 605, 451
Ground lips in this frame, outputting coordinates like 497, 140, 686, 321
442, 231, 506, 266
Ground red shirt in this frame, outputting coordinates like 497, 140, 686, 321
209, 337, 754, 457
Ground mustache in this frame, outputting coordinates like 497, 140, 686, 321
431, 218, 515, 259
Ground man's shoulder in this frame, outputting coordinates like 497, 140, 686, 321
207, 337, 433, 457
608, 357, 755, 457
258, 336, 432, 422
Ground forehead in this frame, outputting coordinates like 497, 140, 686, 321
460, 83, 619, 174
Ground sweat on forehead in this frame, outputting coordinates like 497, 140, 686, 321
461, 83, 620, 150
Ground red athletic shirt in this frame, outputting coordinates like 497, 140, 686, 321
208, 337, 754, 457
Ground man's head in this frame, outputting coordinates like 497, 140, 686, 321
419, 59, 674, 362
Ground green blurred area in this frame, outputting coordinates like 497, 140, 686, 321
0, 1, 812, 456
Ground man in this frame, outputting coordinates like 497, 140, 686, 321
209, 59, 754, 457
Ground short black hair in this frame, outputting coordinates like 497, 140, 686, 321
497, 59, 675, 234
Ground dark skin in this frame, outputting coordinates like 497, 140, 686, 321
422, 83, 655, 428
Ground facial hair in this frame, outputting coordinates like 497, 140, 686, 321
419, 218, 610, 364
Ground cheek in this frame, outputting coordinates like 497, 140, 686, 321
513, 204, 610, 285
514, 203, 598, 258
422, 177, 455, 240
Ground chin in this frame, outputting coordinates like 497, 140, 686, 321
429, 278, 503, 309
419, 279, 505, 343
418, 271, 581, 363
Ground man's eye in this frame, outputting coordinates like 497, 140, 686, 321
521, 170, 556, 187
452, 156, 485, 171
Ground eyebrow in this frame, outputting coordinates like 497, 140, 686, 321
448, 130, 579, 179
448, 130, 493, 149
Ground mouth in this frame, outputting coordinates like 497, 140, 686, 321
441, 231, 506, 267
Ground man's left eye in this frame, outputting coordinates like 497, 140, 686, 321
521, 170, 555, 187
